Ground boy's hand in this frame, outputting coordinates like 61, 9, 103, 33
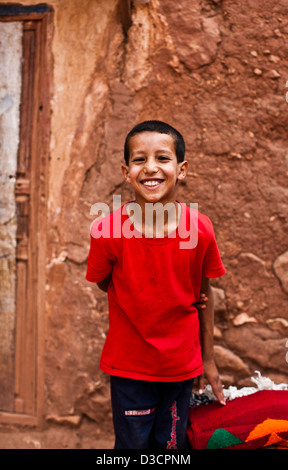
193, 292, 208, 310
198, 358, 226, 406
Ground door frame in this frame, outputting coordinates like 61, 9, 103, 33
0, 4, 53, 426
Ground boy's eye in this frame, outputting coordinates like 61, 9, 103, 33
131, 155, 171, 163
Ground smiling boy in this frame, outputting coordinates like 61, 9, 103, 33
86, 120, 226, 449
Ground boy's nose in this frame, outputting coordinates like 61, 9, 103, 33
143, 159, 158, 174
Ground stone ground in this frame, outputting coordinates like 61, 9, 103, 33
0, 418, 114, 449
0, 422, 281, 451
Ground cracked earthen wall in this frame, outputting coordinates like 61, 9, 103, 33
0, 0, 287, 434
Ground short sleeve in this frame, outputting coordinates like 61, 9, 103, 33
201, 218, 226, 278
86, 233, 114, 283
202, 237, 226, 278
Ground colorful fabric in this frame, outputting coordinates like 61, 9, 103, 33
86, 202, 225, 382
187, 390, 288, 449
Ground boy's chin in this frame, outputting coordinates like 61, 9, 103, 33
136, 191, 176, 205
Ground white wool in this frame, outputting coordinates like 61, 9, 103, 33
203, 371, 288, 402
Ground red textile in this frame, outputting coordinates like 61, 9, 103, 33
86, 202, 226, 382
187, 390, 288, 449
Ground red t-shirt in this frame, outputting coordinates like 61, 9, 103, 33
86, 202, 226, 382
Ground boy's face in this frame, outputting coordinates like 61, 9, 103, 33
122, 132, 188, 206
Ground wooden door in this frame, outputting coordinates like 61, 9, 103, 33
0, 4, 52, 425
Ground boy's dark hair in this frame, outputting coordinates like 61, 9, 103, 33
124, 120, 185, 165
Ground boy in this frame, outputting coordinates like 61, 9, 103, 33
86, 120, 226, 449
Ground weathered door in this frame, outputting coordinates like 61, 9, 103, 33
0, 5, 52, 425
0, 20, 22, 413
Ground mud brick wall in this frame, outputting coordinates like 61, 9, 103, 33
3, 0, 287, 432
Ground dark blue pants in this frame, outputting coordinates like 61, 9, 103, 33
110, 376, 194, 450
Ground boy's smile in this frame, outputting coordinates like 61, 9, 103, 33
122, 131, 188, 208
140, 178, 164, 189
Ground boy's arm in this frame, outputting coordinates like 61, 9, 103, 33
198, 277, 226, 405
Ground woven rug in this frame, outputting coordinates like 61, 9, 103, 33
187, 388, 288, 449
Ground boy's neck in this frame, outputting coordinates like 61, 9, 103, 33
127, 200, 181, 238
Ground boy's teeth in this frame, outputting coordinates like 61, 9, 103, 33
143, 180, 162, 186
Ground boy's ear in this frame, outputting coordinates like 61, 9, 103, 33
121, 163, 131, 183
177, 160, 188, 181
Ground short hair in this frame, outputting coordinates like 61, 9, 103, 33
124, 120, 185, 165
